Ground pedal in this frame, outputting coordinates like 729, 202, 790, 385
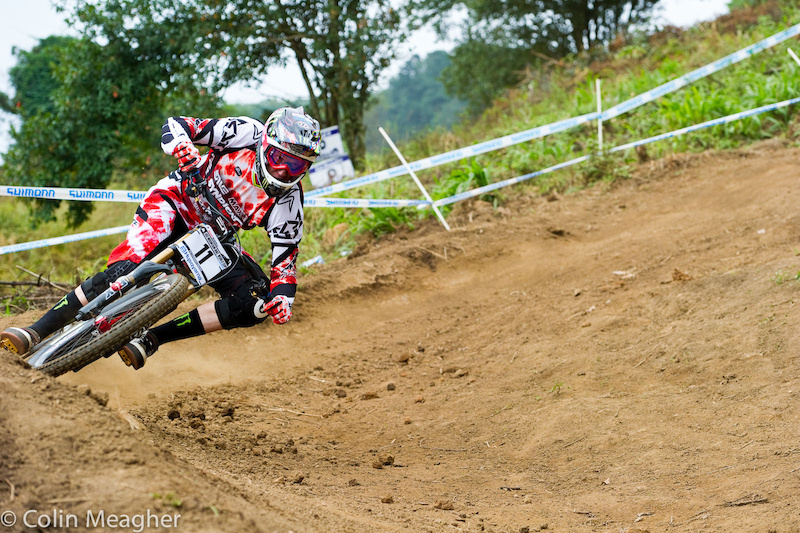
118, 348, 134, 367
1, 338, 18, 354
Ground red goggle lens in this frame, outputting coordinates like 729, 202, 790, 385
266, 146, 311, 180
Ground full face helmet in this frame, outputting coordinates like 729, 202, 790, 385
254, 107, 321, 197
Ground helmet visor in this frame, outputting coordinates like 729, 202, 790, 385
265, 145, 312, 180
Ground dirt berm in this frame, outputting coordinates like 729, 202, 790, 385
2, 141, 800, 532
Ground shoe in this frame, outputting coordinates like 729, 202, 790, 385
118, 331, 159, 370
1, 327, 40, 356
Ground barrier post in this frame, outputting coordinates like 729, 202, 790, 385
596, 79, 603, 152
378, 127, 451, 231
789, 48, 800, 67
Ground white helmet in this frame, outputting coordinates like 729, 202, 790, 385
254, 107, 321, 197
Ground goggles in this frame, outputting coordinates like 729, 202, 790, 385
265, 145, 312, 180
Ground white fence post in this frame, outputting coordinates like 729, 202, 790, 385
378, 127, 451, 231
596, 78, 603, 153
788, 48, 800, 67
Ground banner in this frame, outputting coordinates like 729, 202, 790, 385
309, 126, 356, 189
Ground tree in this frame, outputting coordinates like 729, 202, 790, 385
8, 36, 76, 118
416, 0, 659, 110
3, 30, 219, 226
365, 51, 466, 150
440, 40, 534, 113
66, 0, 412, 168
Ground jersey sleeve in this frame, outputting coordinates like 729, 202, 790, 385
263, 187, 304, 300
161, 116, 262, 155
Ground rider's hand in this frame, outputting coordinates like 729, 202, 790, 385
262, 295, 292, 325
172, 141, 200, 172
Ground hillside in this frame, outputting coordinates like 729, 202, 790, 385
2, 141, 800, 531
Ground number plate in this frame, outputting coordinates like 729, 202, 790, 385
175, 225, 232, 285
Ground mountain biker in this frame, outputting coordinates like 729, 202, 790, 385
1, 106, 321, 370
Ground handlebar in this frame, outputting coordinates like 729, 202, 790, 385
180, 169, 236, 243
183, 169, 204, 199
179, 169, 265, 286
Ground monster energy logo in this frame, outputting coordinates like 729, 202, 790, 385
176, 313, 192, 327
53, 296, 69, 310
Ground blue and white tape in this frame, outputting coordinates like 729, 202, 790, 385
310, 21, 800, 199
0, 185, 426, 210
1, 185, 146, 203
307, 112, 600, 198
4, 22, 797, 209
304, 197, 429, 208
300, 254, 325, 268
3, 22, 800, 254
0, 225, 130, 256
601, 22, 800, 121
431, 95, 800, 207
609, 96, 800, 153
432, 155, 591, 207
0, 197, 428, 254
4, 94, 797, 254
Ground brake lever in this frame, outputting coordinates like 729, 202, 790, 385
183, 169, 203, 198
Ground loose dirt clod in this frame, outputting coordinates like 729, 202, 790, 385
435, 500, 455, 510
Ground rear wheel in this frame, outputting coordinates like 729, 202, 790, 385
29, 274, 189, 377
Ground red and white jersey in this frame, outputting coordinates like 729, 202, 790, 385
160, 116, 303, 235
109, 116, 303, 299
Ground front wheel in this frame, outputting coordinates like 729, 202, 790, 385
29, 273, 189, 377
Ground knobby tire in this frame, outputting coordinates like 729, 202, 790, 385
36, 274, 189, 377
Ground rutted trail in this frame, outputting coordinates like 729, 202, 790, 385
3, 143, 800, 532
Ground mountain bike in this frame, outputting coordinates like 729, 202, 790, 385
25, 171, 264, 377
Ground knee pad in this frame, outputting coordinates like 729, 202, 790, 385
215, 283, 269, 330
80, 260, 137, 300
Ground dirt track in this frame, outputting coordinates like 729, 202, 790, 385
2, 142, 800, 532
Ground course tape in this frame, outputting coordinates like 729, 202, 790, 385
1, 185, 146, 203
4, 96, 797, 253
3, 23, 799, 253
432, 95, 800, 207
432, 155, 591, 207
608, 96, 800, 153
0, 185, 425, 209
309, 21, 800, 199
0, 194, 427, 254
601, 22, 800, 121
4, 22, 798, 209
305, 197, 429, 208
0, 225, 129, 256
4, 96, 798, 253
306, 112, 601, 198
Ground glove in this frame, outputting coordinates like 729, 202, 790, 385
172, 141, 200, 172
262, 295, 293, 325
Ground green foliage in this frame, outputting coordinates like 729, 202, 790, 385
8, 36, 76, 117
441, 40, 534, 113
418, 0, 660, 112
3, 28, 219, 226
771, 270, 800, 286
355, 208, 416, 237
67, 0, 413, 170
4, 2, 800, 285
432, 159, 497, 212
728, 0, 769, 9
365, 51, 466, 151
150, 491, 183, 509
